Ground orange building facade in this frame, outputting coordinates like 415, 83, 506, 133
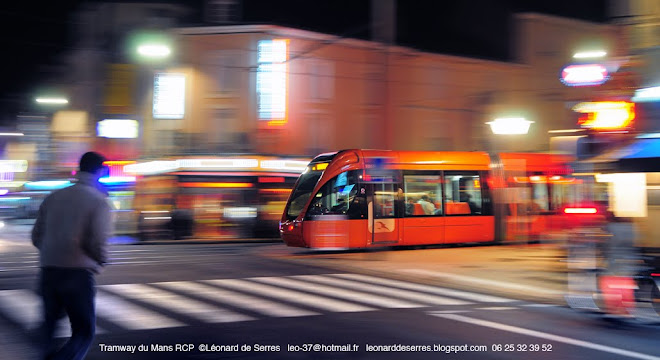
133, 13, 622, 158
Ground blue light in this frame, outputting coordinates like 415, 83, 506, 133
24, 181, 73, 191
99, 176, 136, 184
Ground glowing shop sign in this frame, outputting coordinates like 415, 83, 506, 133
632, 86, 660, 103
153, 73, 185, 119
97, 119, 139, 138
572, 101, 635, 130
0, 160, 28, 173
560, 64, 609, 87
257, 39, 288, 125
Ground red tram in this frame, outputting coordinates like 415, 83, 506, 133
280, 149, 581, 249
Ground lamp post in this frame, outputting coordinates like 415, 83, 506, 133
34, 95, 71, 178
128, 30, 175, 157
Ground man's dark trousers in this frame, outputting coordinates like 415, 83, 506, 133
39, 267, 96, 360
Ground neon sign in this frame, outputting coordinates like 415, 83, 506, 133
560, 64, 609, 87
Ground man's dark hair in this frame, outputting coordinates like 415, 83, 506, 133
79, 151, 106, 174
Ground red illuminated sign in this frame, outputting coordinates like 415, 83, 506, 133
560, 64, 609, 87
573, 101, 635, 131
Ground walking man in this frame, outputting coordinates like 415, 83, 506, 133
32, 152, 112, 360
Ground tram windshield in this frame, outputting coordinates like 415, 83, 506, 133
285, 162, 329, 220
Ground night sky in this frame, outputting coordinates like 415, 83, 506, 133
0, 0, 608, 125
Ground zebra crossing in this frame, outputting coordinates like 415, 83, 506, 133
0, 273, 518, 338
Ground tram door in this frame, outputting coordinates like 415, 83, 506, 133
367, 183, 400, 245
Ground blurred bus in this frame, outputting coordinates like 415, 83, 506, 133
126, 155, 309, 240
0, 161, 138, 234
280, 149, 583, 249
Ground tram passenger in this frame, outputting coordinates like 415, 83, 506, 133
417, 194, 436, 215
460, 193, 480, 214
405, 198, 416, 216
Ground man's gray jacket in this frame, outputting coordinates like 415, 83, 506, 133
32, 172, 112, 273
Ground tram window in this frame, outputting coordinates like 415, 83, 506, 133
403, 174, 443, 216
286, 168, 324, 219
532, 183, 550, 211
444, 171, 482, 215
307, 170, 364, 219
373, 183, 397, 219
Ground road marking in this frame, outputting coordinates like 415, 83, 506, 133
0, 289, 40, 329
521, 303, 558, 308
293, 275, 470, 306
157, 281, 318, 318
403, 269, 563, 296
253, 276, 423, 308
431, 313, 660, 360
476, 307, 517, 311
331, 273, 515, 303
108, 250, 151, 253
0, 289, 105, 337
101, 283, 253, 323
203, 279, 374, 313
96, 290, 184, 330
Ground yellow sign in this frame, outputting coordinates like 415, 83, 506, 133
104, 64, 136, 114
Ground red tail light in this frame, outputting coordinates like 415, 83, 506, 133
563, 207, 598, 214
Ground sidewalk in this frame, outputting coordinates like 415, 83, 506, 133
273, 242, 570, 305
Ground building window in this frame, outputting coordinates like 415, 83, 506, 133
257, 39, 288, 124
153, 73, 185, 119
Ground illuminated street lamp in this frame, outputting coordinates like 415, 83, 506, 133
128, 31, 173, 63
486, 117, 533, 135
137, 44, 171, 59
35, 97, 69, 105
573, 50, 607, 59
